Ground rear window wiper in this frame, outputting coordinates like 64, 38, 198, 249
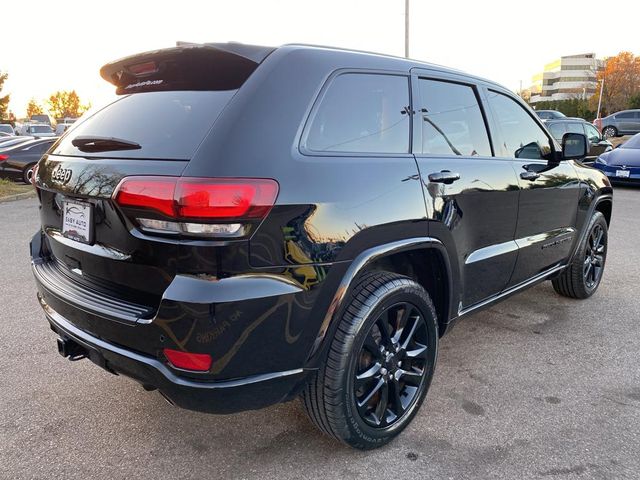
72, 136, 142, 153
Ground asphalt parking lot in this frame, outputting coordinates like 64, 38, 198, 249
1, 189, 639, 480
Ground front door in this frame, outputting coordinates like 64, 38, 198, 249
484, 89, 580, 287
412, 74, 520, 309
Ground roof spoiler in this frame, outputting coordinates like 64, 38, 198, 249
100, 42, 275, 94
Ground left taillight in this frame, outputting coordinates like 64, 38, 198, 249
113, 176, 279, 238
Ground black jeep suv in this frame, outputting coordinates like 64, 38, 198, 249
30, 43, 612, 449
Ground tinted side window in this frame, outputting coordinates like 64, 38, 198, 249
487, 91, 553, 160
548, 123, 566, 141
566, 123, 584, 134
305, 73, 410, 154
584, 124, 601, 142
418, 79, 491, 157
616, 112, 634, 119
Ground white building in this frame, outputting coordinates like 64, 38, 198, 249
530, 53, 604, 103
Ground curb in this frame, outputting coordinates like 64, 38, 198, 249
0, 190, 37, 203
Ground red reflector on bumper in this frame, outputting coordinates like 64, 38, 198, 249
163, 348, 212, 372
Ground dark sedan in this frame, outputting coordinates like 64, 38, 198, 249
0, 138, 57, 183
594, 132, 640, 184
0, 135, 35, 148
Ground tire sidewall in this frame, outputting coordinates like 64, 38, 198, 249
339, 282, 438, 447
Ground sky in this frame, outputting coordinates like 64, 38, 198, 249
2, 0, 639, 118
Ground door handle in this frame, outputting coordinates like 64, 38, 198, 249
520, 171, 540, 181
428, 170, 461, 184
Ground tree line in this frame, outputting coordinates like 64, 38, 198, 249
0, 72, 90, 123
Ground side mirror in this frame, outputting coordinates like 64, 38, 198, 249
562, 132, 587, 160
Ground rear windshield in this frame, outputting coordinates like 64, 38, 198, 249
52, 90, 235, 160
31, 125, 53, 133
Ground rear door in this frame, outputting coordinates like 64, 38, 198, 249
483, 89, 580, 287
616, 111, 638, 134
411, 72, 520, 309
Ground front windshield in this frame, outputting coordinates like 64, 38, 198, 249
621, 134, 640, 149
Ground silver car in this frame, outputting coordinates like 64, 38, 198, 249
597, 109, 640, 138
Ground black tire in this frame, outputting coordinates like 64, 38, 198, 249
602, 126, 617, 138
22, 163, 36, 184
301, 271, 438, 449
552, 211, 608, 299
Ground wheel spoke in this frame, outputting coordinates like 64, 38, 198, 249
373, 382, 389, 425
593, 228, 604, 249
357, 377, 384, 409
401, 314, 420, 350
405, 342, 428, 359
400, 368, 423, 387
390, 379, 405, 417
363, 334, 383, 359
389, 305, 409, 343
584, 261, 593, 279
376, 317, 393, 347
593, 265, 602, 282
593, 254, 604, 267
355, 363, 382, 390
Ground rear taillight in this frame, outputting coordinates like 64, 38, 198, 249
163, 348, 212, 372
113, 176, 279, 238
0, 154, 8, 162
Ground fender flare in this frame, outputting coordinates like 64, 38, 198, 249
308, 237, 452, 358
570, 192, 613, 261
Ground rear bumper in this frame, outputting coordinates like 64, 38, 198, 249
42, 294, 312, 414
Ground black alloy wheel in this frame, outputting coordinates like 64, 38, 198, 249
354, 302, 429, 428
301, 271, 438, 449
584, 223, 606, 289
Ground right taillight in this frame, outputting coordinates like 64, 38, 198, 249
113, 176, 279, 238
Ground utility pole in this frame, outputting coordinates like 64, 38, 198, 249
404, 0, 410, 58
596, 77, 604, 120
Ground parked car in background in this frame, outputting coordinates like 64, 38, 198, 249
0, 137, 56, 183
0, 124, 15, 136
29, 42, 612, 449
55, 123, 74, 135
535, 110, 566, 120
21, 124, 56, 138
546, 118, 612, 162
594, 109, 640, 138
0, 136, 36, 149
30, 114, 51, 125
594, 132, 640, 184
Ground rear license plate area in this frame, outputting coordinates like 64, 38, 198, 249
62, 199, 93, 244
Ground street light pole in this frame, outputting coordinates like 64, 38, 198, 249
404, 0, 410, 58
